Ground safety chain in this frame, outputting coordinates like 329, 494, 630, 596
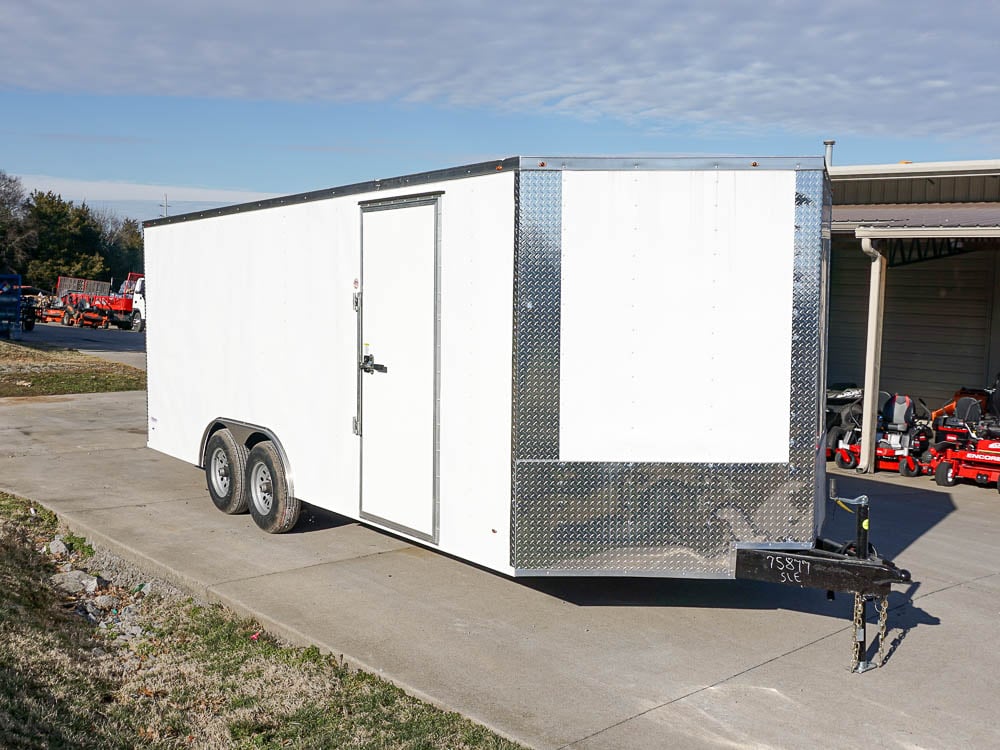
851, 594, 891, 671
851, 592, 865, 670
877, 595, 889, 667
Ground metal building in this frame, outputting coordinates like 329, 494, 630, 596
828, 159, 1000, 470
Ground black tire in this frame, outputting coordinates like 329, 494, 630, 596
935, 461, 958, 487
205, 430, 249, 514
131, 311, 145, 332
247, 441, 300, 533
835, 449, 858, 470
825, 426, 844, 459
899, 455, 921, 477
62, 311, 72, 326
22, 316, 34, 331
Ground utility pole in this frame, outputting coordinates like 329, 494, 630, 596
160, 193, 171, 217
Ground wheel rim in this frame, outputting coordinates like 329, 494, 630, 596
210, 447, 230, 496
251, 462, 273, 514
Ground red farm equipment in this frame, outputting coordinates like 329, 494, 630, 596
42, 274, 146, 330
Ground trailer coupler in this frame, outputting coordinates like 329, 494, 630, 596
735, 487, 911, 672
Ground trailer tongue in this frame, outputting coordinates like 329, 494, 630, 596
737, 481, 911, 672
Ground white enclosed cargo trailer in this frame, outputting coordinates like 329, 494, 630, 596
143, 157, 909, 631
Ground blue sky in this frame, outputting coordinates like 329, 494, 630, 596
2, 0, 998, 221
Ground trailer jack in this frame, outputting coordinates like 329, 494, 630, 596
735, 482, 911, 672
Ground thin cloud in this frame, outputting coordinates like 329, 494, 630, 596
35, 132, 152, 145
17, 174, 277, 203
2, 1, 998, 142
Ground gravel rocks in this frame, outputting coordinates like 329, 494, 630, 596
50, 569, 101, 595
43, 533, 192, 647
48, 537, 68, 556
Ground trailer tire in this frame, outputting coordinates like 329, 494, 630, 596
935, 461, 958, 487
247, 441, 300, 534
205, 430, 249, 514
899, 455, 921, 477
131, 311, 144, 332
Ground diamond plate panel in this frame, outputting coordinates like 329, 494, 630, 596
514, 461, 817, 574
511, 167, 830, 576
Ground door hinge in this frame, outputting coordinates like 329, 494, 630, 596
352, 416, 360, 436
352, 292, 361, 312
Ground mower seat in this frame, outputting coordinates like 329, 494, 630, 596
953, 396, 982, 424
881, 394, 914, 432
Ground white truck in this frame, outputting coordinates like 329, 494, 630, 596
143, 156, 910, 670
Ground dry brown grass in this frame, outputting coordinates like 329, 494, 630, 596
0, 492, 524, 749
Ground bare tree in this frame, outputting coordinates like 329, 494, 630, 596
0, 170, 28, 273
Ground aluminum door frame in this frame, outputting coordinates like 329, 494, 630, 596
357, 191, 443, 544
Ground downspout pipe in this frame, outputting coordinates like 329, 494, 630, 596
859, 237, 886, 473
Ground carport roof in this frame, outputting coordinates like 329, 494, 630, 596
833, 202, 1000, 238
829, 159, 1000, 180
829, 159, 1000, 206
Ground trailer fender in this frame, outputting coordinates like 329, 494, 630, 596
199, 419, 296, 502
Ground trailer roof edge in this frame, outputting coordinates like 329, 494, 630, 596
143, 155, 825, 228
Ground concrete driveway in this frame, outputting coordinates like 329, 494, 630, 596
2, 391, 998, 749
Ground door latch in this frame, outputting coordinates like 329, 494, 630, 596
360, 354, 387, 374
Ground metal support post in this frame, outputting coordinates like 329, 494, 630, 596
859, 238, 886, 473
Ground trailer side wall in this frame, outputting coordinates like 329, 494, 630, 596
145, 171, 516, 573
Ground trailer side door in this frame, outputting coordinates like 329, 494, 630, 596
357, 194, 441, 542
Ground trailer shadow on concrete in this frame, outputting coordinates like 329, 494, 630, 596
822, 471, 956, 562
291, 473, 947, 663
293, 503, 358, 533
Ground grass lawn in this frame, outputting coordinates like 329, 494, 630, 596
0, 339, 145, 397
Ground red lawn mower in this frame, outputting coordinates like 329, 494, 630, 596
833, 392, 934, 476
929, 395, 1000, 490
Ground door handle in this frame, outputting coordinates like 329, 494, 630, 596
360, 354, 388, 374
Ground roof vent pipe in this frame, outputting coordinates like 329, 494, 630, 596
824, 140, 836, 168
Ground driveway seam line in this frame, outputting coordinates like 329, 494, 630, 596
556, 620, 855, 750
60, 496, 209, 512
557, 573, 1000, 749
205, 547, 411, 589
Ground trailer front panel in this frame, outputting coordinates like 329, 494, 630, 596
510, 160, 829, 576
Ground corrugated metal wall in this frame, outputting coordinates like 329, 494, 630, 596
828, 238, 997, 408
834, 174, 1000, 204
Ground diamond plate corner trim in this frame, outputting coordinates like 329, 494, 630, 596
512, 170, 563, 463
510, 168, 830, 576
